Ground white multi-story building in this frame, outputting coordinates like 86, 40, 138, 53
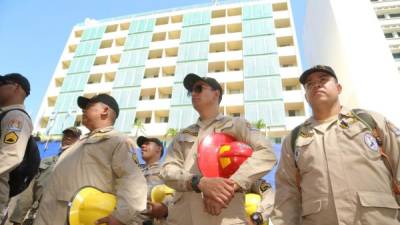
303, 0, 400, 125
371, 0, 400, 69
34, 0, 306, 143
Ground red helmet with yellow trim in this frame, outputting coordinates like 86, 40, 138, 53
198, 133, 253, 178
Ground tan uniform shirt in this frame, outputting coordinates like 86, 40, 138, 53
134, 162, 169, 225
33, 127, 147, 225
0, 104, 33, 215
9, 154, 59, 224
160, 114, 276, 225
272, 107, 400, 225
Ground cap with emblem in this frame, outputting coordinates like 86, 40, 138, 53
299, 65, 337, 85
0, 73, 31, 96
77, 94, 119, 118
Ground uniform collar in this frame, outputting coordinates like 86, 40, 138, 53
196, 113, 224, 128
0, 104, 25, 112
146, 161, 160, 169
84, 126, 114, 139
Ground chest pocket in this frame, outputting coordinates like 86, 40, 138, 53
294, 136, 315, 169
342, 122, 380, 160
178, 133, 196, 158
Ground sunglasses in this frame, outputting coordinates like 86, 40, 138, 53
187, 84, 213, 96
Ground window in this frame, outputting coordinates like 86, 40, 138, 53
105, 24, 118, 33
160, 116, 169, 123
385, 33, 394, 38
232, 113, 241, 117
288, 110, 297, 117
389, 13, 400, 18
377, 14, 385, 19
392, 53, 400, 60
145, 117, 151, 123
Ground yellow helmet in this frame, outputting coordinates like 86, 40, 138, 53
151, 184, 175, 203
68, 186, 116, 225
245, 193, 261, 217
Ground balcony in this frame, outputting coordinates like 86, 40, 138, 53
145, 57, 177, 68
209, 32, 242, 43
279, 66, 300, 79
277, 46, 297, 57
136, 99, 171, 111
273, 10, 290, 20
283, 90, 305, 103
221, 93, 244, 106
84, 82, 113, 93
149, 39, 180, 50
207, 71, 243, 83
275, 27, 293, 38
211, 15, 241, 26
141, 76, 174, 88
208, 50, 243, 62
141, 123, 169, 137
90, 63, 118, 74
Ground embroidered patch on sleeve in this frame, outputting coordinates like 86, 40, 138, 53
6, 119, 23, 132
259, 180, 271, 193
4, 131, 19, 144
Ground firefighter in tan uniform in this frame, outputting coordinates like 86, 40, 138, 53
0, 74, 33, 220
272, 65, 400, 225
134, 136, 170, 225
9, 127, 81, 225
33, 94, 147, 225
160, 73, 276, 225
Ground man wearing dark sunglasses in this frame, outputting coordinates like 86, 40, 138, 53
161, 73, 276, 225
0, 73, 33, 220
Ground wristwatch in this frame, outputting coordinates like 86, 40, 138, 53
250, 212, 264, 225
191, 175, 202, 193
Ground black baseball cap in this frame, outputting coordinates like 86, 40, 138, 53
299, 65, 338, 85
62, 127, 82, 137
137, 136, 163, 147
183, 73, 223, 102
0, 73, 31, 96
77, 94, 119, 117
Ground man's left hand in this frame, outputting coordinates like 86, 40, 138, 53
96, 215, 124, 225
142, 202, 168, 218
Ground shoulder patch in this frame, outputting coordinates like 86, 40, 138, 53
4, 131, 19, 144
6, 119, 23, 132
388, 121, 400, 136
259, 180, 271, 193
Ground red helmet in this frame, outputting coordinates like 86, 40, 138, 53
198, 133, 253, 178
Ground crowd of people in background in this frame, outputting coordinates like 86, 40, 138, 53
0, 65, 399, 225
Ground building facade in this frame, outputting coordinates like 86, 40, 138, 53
371, 0, 400, 69
34, 0, 306, 143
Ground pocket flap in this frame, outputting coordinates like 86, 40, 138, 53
214, 120, 234, 132
358, 191, 400, 209
296, 136, 314, 147
178, 133, 196, 143
343, 122, 367, 138
302, 199, 322, 216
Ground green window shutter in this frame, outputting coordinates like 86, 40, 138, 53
171, 84, 191, 106
48, 113, 77, 135
114, 109, 136, 133
244, 77, 282, 101
168, 106, 198, 129
81, 26, 106, 41
245, 101, 285, 127
178, 42, 209, 62
174, 61, 208, 82
60, 73, 89, 92
113, 67, 144, 88
181, 25, 210, 43
68, 56, 96, 74
243, 35, 277, 56
124, 33, 153, 50
242, 4, 273, 20
243, 55, 280, 78
129, 18, 155, 34
111, 87, 140, 109
75, 40, 101, 57
53, 92, 81, 113
183, 11, 211, 27
242, 18, 274, 37
119, 49, 149, 68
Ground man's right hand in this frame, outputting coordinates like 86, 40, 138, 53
198, 177, 235, 207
